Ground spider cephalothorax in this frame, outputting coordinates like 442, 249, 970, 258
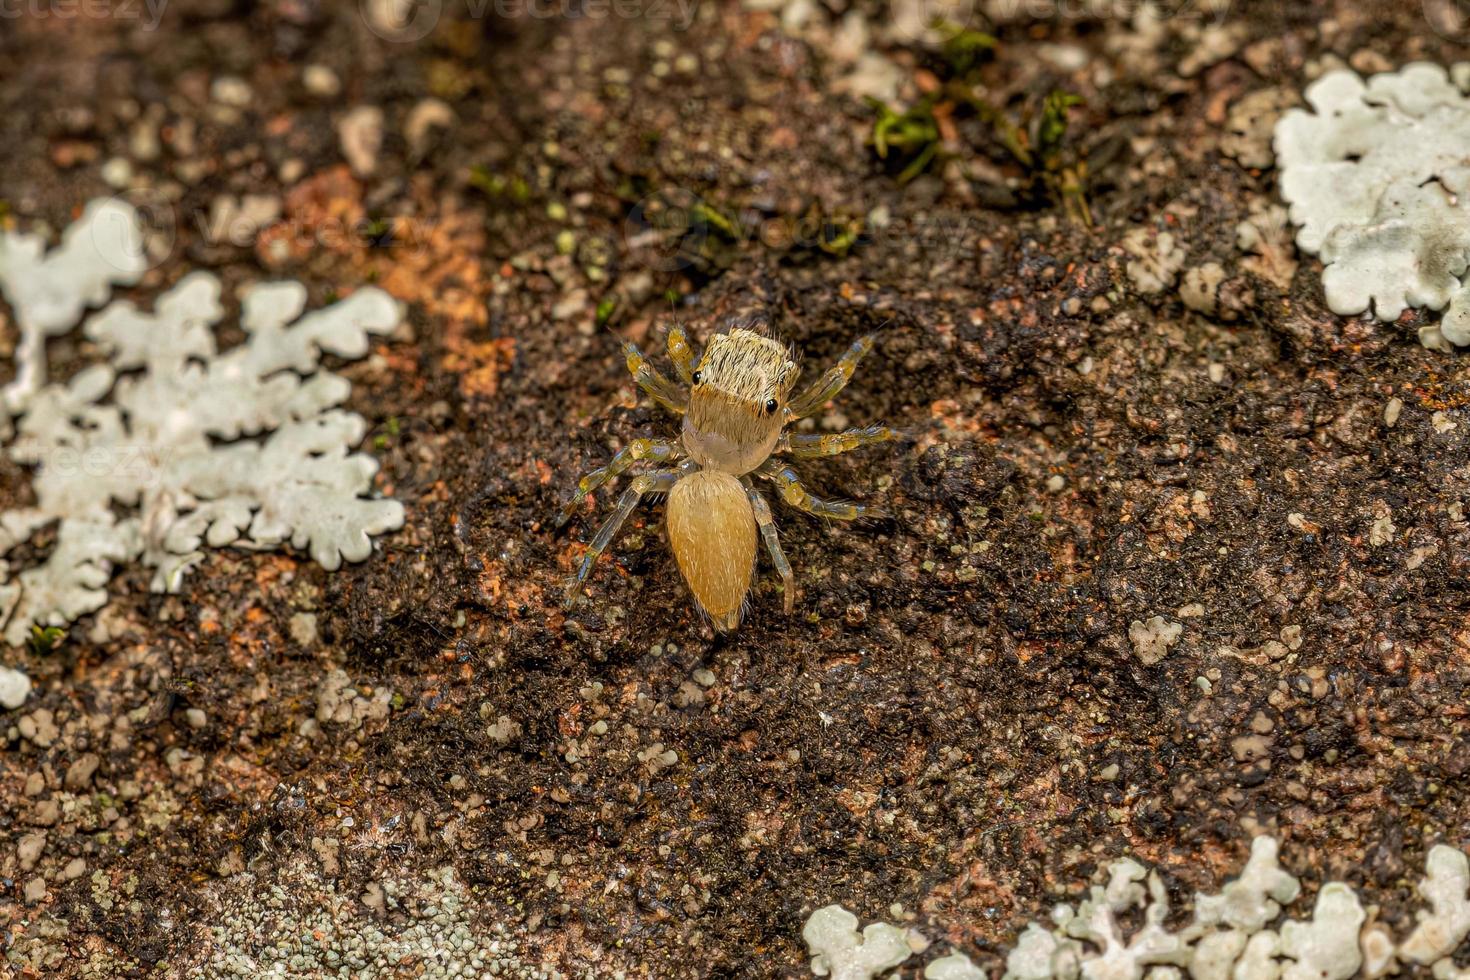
557, 319, 894, 630
683, 328, 799, 474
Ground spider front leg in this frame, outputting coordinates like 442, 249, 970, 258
783, 424, 897, 459
667, 323, 697, 384
744, 483, 795, 614
756, 460, 876, 520
555, 437, 681, 528
564, 469, 680, 609
622, 340, 687, 415
787, 333, 877, 419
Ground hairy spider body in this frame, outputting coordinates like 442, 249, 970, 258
667, 470, 756, 630
558, 321, 895, 629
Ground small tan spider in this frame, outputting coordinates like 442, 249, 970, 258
557, 318, 895, 630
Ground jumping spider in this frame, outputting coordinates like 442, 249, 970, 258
557, 319, 895, 630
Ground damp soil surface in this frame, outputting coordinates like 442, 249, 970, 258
2, 1, 1470, 976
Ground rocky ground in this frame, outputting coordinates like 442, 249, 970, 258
2, 0, 1469, 976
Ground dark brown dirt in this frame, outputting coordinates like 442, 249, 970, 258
2, 0, 1469, 976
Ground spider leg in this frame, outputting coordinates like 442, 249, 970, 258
667, 323, 697, 384
744, 481, 795, 614
563, 469, 680, 609
756, 459, 877, 521
787, 333, 877, 419
623, 341, 688, 415
784, 424, 897, 459
556, 437, 681, 528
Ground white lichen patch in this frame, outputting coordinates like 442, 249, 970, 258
0, 249, 404, 649
1278, 882, 1365, 980
0, 197, 149, 429
1273, 62, 1470, 345
311, 668, 393, 733
1222, 88, 1297, 171
1057, 863, 1192, 978
926, 951, 988, 979
1236, 197, 1298, 292
804, 904, 914, 980
1399, 846, 1470, 966
809, 838, 1470, 980
1181, 263, 1228, 316
1122, 229, 1186, 295
1194, 837, 1301, 932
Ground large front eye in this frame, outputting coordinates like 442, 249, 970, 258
692, 370, 702, 384
765, 398, 778, 414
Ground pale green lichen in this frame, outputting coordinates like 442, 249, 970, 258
804, 904, 915, 980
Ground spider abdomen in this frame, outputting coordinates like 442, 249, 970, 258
666, 470, 755, 631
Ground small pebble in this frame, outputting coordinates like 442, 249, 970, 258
290, 612, 319, 648
101, 157, 133, 188
64, 752, 100, 790
0, 667, 31, 710
23, 877, 47, 904
303, 64, 341, 98
211, 76, 253, 107
338, 105, 384, 177
17, 833, 46, 871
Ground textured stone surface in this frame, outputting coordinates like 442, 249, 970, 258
1, 3, 1468, 977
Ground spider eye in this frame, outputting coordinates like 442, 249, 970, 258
765, 398, 778, 414
692, 370, 702, 384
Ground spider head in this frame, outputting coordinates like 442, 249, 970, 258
682, 327, 798, 474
